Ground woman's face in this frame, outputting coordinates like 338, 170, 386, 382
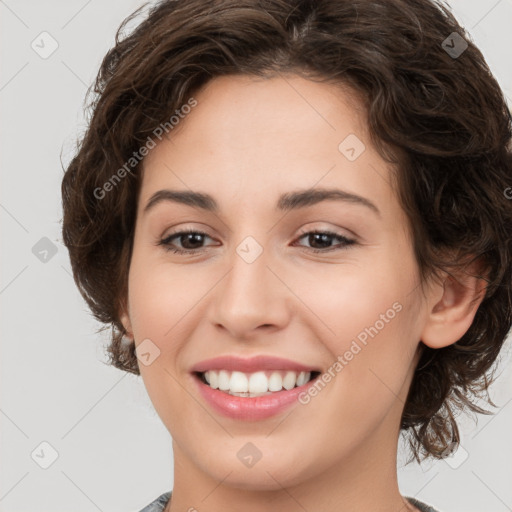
120, 74, 431, 489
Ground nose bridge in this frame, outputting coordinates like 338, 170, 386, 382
210, 234, 288, 335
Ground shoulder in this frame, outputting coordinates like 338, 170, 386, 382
137, 491, 172, 512
405, 496, 442, 512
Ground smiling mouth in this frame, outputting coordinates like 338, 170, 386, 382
194, 369, 321, 397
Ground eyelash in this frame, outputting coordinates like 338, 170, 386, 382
157, 229, 356, 255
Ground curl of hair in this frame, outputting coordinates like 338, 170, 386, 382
61, 0, 512, 462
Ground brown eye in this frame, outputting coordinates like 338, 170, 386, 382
159, 230, 213, 254
157, 229, 356, 255
294, 230, 356, 253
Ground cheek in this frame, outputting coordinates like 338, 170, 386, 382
333, 305, 419, 442
308, 248, 422, 400
303, 257, 416, 346
127, 250, 194, 338
127, 255, 200, 429
291, 294, 421, 458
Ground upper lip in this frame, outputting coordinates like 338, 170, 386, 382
191, 355, 321, 374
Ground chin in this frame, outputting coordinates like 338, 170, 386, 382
198, 451, 314, 491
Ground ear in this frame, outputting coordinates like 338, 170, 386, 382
420, 257, 489, 349
118, 298, 134, 341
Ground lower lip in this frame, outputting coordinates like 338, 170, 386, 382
192, 373, 318, 421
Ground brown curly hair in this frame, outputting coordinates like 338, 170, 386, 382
61, 0, 512, 463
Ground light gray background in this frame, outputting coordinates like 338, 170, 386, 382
1, 1, 511, 511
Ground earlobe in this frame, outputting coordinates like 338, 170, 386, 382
421, 262, 488, 350
120, 314, 134, 340
118, 300, 134, 341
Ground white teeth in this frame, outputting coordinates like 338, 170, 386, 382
229, 371, 249, 392
248, 371, 268, 393
296, 371, 308, 386
201, 370, 313, 395
283, 371, 297, 390
218, 370, 230, 391
268, 372, 283, 391
208, 370, 217, 389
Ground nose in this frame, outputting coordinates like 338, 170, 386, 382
208, 243, 291, 339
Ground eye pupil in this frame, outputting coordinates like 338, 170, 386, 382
182, 233, 204, 249
310, 233, 332, 249
161, 229, 354, 255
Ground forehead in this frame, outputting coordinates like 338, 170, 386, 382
152, 73, 370, 153
138, 74, 397, 219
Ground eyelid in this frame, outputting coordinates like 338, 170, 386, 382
161, 223, 355, 241
158, 226, 357, 255
296, 225, 356, 239
159, 228, 216, 247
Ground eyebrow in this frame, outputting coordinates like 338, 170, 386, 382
143, 187, 381, 217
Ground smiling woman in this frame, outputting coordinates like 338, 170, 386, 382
60, 1, 512, 512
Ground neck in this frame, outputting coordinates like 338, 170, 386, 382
167, 408, 417, 512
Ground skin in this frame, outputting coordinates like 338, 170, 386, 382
119, 74, 486, 512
